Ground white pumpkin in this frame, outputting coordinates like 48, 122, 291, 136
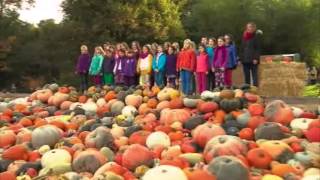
122, 105, 138, 117
290, 118, 316, 131
142, 165, 188, 180
69, 102, 85, 110
291, 107, 304, 118
82, 99, 98, 112
201, 91, 220, 100
146, 131, 171, 149
0, 102, 8, 112
96, 98, 107, 107
41, 149, 72, 168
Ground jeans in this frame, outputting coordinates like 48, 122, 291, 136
180, 70, 192, 95
154, 71, 165, 87
243, 63, 258, 86
79, 73, 88, 92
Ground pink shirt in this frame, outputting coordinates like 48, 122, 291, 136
196, 53, 209, 73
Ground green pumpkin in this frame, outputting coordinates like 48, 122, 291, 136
68, 91, 79, 102
219, 98, 242, 113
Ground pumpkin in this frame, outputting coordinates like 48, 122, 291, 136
197, 102, 218, 113
192, 122, 226, 148
271, 161, 298, 177
78, 95, 88, 103
220, 89, 235, 99
138, 103, 151, 115
207, 156, 249, 180
36, 89, 53, 103
264, 100, 294, 126
247, 116, 266, 130
41, 149, 72, 168
125, 94, 143, 108
219, 98, 242, 113
169, 98, 184, 109
290, 118, 316, 131
159, 157, 190, 169
236, 111, 251, 126
183, 115, 205, 130
183, 97, 199, 108
247, 148, 273, 169
151, 86, 161, 94
257, 140, 294, 162
201, 91, 220, 100
121, 105, 138, 117
238, 128, 254, 140
204, 135, 248, 163
60, 101, 73, 110
31, 125, 62, 149
2, 144, 29, 161
93, 162, 127, 179
129, 130, 151, 145
160, 109, 191, 126
85, 126, 114, 149
52, 92, 70, 107
146, 131, 171, 149
110, 101, 125, 115
0, 171, 16, 180
156, 101, 170, 110
122, 144, 154, 170
82, 99, 98, 113
16, 128, 32, 144
142, 165, 187, 180
72, 149, 107, 173
248, 103, 264, 116
0, 130, 16, 148
147, 98, 158, 109
255, 122, 285, 140
184, 168, 216, 180
157, 87, 180, 101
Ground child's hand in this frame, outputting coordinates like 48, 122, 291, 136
221, 67, 225, 71
206, 71, 208, 74
212, 68, 215, 72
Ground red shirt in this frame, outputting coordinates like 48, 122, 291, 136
177, 48, 196, 72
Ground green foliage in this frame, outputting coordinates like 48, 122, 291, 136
0, 0, 34, 16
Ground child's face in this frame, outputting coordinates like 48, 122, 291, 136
224, 35, 231, 44
246, 24, 256, 33
199, 46, 205, 53
183, 43, 190, 49
106, 51, 112, 58
157, 46, 163, 53
127, 52, 133, 57
119, 51, 125, 57
142, 47, 149, 54
95, 48, 101, 54
81, 48, 87, 54
201, 37, 208, 45
208, 39, 215, 47
217, 39, 225, 47
168, 47, 174, 55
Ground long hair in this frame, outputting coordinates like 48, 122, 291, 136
224, 34, 235, 45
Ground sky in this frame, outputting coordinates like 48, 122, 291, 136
18, 0, 64, 25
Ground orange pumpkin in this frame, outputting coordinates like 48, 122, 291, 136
192, 123, 226, 148
34, 118, 48, 127
2, 144, 29, 161
122, 144, 154, 170
212, 110, 226, 124
168, 131, 185, 142
156, 100, 170, 110
248, 103, 264, 116
78, 95, 88, 103
264, 100, 294, 126
36, 89, 53, 103
60, 101, 73, 110
129, 130, 151, 146
49, 120, 66, 131
169, 98, 184, 109
247, 148, 273, 169
18, 117, 33, 127
0, 130, 16, 148
58, 86, 70, 93
104, 91, 117, 101
247, 116, 266, 130
271, 162, 297, 177
16, 129, 32, 144
160, 109, 191, 126
184, 168, 216, 180
198, 102, 219, 113
138, 103, 152, 115
151, 86, 161, 94
238, 128, 254, 140
0, 171, 16, 180
147, 98, 158, 109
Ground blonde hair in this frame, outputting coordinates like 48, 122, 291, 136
95, 46, 104, 55
80, 45, 88, 51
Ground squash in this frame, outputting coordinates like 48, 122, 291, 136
183, 115, 205, 130
207, 156, 249, 180
146, 131, 171, 149
264, 100, 294, 126
156, 101, 170, 110
169, 98, 184, 109
157, 87, 180, 101
2, 144, 29, 161
220, 98, 242, 113
247, 148, 273, 169
183, 97, 199, 108
219, 89, 235, 99
147, 98, 158, 109
290, 118, 316, 131
129, 130, 151, 146
121, 105, 138, 117
204, 135, 248, 163
201, 91, 220, 100
36, 89, 53, 103
85, 126, 114, 149
160, 108, 191, 126
31, 125, 62, 149
72, 149, 107, 173
192, 122, 226, 148
110, 101, 125, 115
0, 130, 16, 148
183, 168, 216, 180
52, 92, 69, 107
142, 165, 187, 180
82, 99, 98, 113
125, 94, 143, 108
248, 103, 264, 116
257, 140, 294, 163
122, 144, 154, 170
255, 122, 285, 140
41, 149, 72, 168
197, 102, 218, 113
104, 91, 117, 102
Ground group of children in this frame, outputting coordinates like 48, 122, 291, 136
75, 35, 238, 95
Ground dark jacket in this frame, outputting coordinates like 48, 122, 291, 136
166, 54, 177, 76
76, 53, 91, 74
123, 57, 137, 77
240, 31, 261, 64
103, 57, 115, 73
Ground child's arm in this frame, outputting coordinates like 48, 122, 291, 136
136, 58, 140, 74
98, 56, 104, 73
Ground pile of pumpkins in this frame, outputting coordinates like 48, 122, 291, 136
0, 84, 319, 180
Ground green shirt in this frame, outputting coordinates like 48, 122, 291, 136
89, 54, 104, 75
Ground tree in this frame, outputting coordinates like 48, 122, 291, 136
0, 0, 34, 17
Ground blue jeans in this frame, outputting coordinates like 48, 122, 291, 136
180, 70, 192, 95
154, 71, 164, 87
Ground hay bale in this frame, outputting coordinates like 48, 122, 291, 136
258, 62, 307, 97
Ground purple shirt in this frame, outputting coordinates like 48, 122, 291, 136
113, 57, 126, 74
76, 53, 91, 74
166, 54, 177, 76
213, 46, 227, 68
123, 57, 137, 77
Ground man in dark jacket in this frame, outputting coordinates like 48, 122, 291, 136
240, 22, 262, 87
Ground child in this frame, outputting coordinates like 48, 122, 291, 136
137, 45, 153, 87
207, 38, 216, 90
152, 45, 166, 87
224, 34, 238, 87
163, 42, 171, 54
131, 41, 141, 59
166, 46, 178, 88
177, 39, 196, 95
89, 46, 104, 87
212, 37, 227, 88
113, 49, 126, 85
102, 49, 115, 86
172, 42, 180, 53
195, 44, 209, 93
75, 45, 91, 92
123, 50, 137, 87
